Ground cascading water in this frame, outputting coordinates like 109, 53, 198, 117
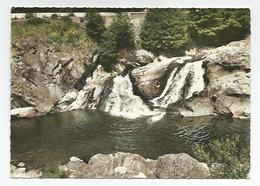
102, 60, 205, 120
151, 60, 205, 108
103, 74, 156, 119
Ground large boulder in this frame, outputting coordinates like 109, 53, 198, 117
130, 57, 183, 99
155, 153, 210, 179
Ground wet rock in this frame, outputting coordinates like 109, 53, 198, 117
155, 153, 210, 179
55, 89, 78, 112
214, 94, 250, 119
131, 57, 179, 99
178, 97, 215, 117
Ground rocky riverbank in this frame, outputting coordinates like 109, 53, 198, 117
11, 152, 210, 179
11, 38, 250, 119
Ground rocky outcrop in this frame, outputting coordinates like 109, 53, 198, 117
55, 65, 113, 112
156, 153, 210, 179
58, 152, 209, 179
11, 38, 96, 117
161, 38, 250, 118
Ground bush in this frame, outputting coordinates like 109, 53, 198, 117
188, 9, 250, 47
140, 9, 191, 56
85, 11, 106, 42
97, 13, 135, 71
192, 134, 250, 178
42, 164, 70, 178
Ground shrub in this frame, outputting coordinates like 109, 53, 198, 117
192, 134, 250, 178
140, 9, 191, 56
42, 164, 70, 178
85, 11, 106, 42
12, 18, 91, 45
188, 9, 250, 47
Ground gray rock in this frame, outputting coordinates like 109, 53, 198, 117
70, 156, 83, 162
156, 153, 210, 179
135, 49, 154, 65
114, 166, 127, 175
11, 39, 96, 116
17, 162, 25, 167
60, 152, 210, 179
11, 107, 37, 118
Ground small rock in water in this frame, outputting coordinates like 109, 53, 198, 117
114, 166, 127, 175
17, 162, 25, 167
70, 156, 83, 162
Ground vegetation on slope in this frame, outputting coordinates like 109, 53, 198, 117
192, 134, 250, 178
12, 14, 92, 46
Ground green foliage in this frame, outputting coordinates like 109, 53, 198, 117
12, 17, 91, 45
85, 11, 106, 41
97, 14, 135, 71
188, 9, 250, 47
140, 9, 191, 56
192, 134, 250, 178
42, 165, 70, 178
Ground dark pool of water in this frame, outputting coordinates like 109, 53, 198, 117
11, 110, 250, 169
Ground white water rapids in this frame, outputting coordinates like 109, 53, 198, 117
103, 75, 157, 119
102, 60, 205, 119
151, 60, 205, 108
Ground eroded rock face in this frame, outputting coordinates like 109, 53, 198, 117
59, 152, 209, 179
156, 153, 210, 179
55, 65, 113, 112
11, 39, 96, 117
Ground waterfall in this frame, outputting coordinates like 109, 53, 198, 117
151, 60, 205, 108
103, 74, 156, 119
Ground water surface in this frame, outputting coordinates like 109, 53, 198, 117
11, 110, 250, 169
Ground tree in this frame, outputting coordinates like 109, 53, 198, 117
97, 13, 135, 71
85, 11, 106, 42
140, 9, 191, 56
188, 9, 250, 47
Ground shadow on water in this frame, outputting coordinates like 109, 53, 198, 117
11, 110, 250, 169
